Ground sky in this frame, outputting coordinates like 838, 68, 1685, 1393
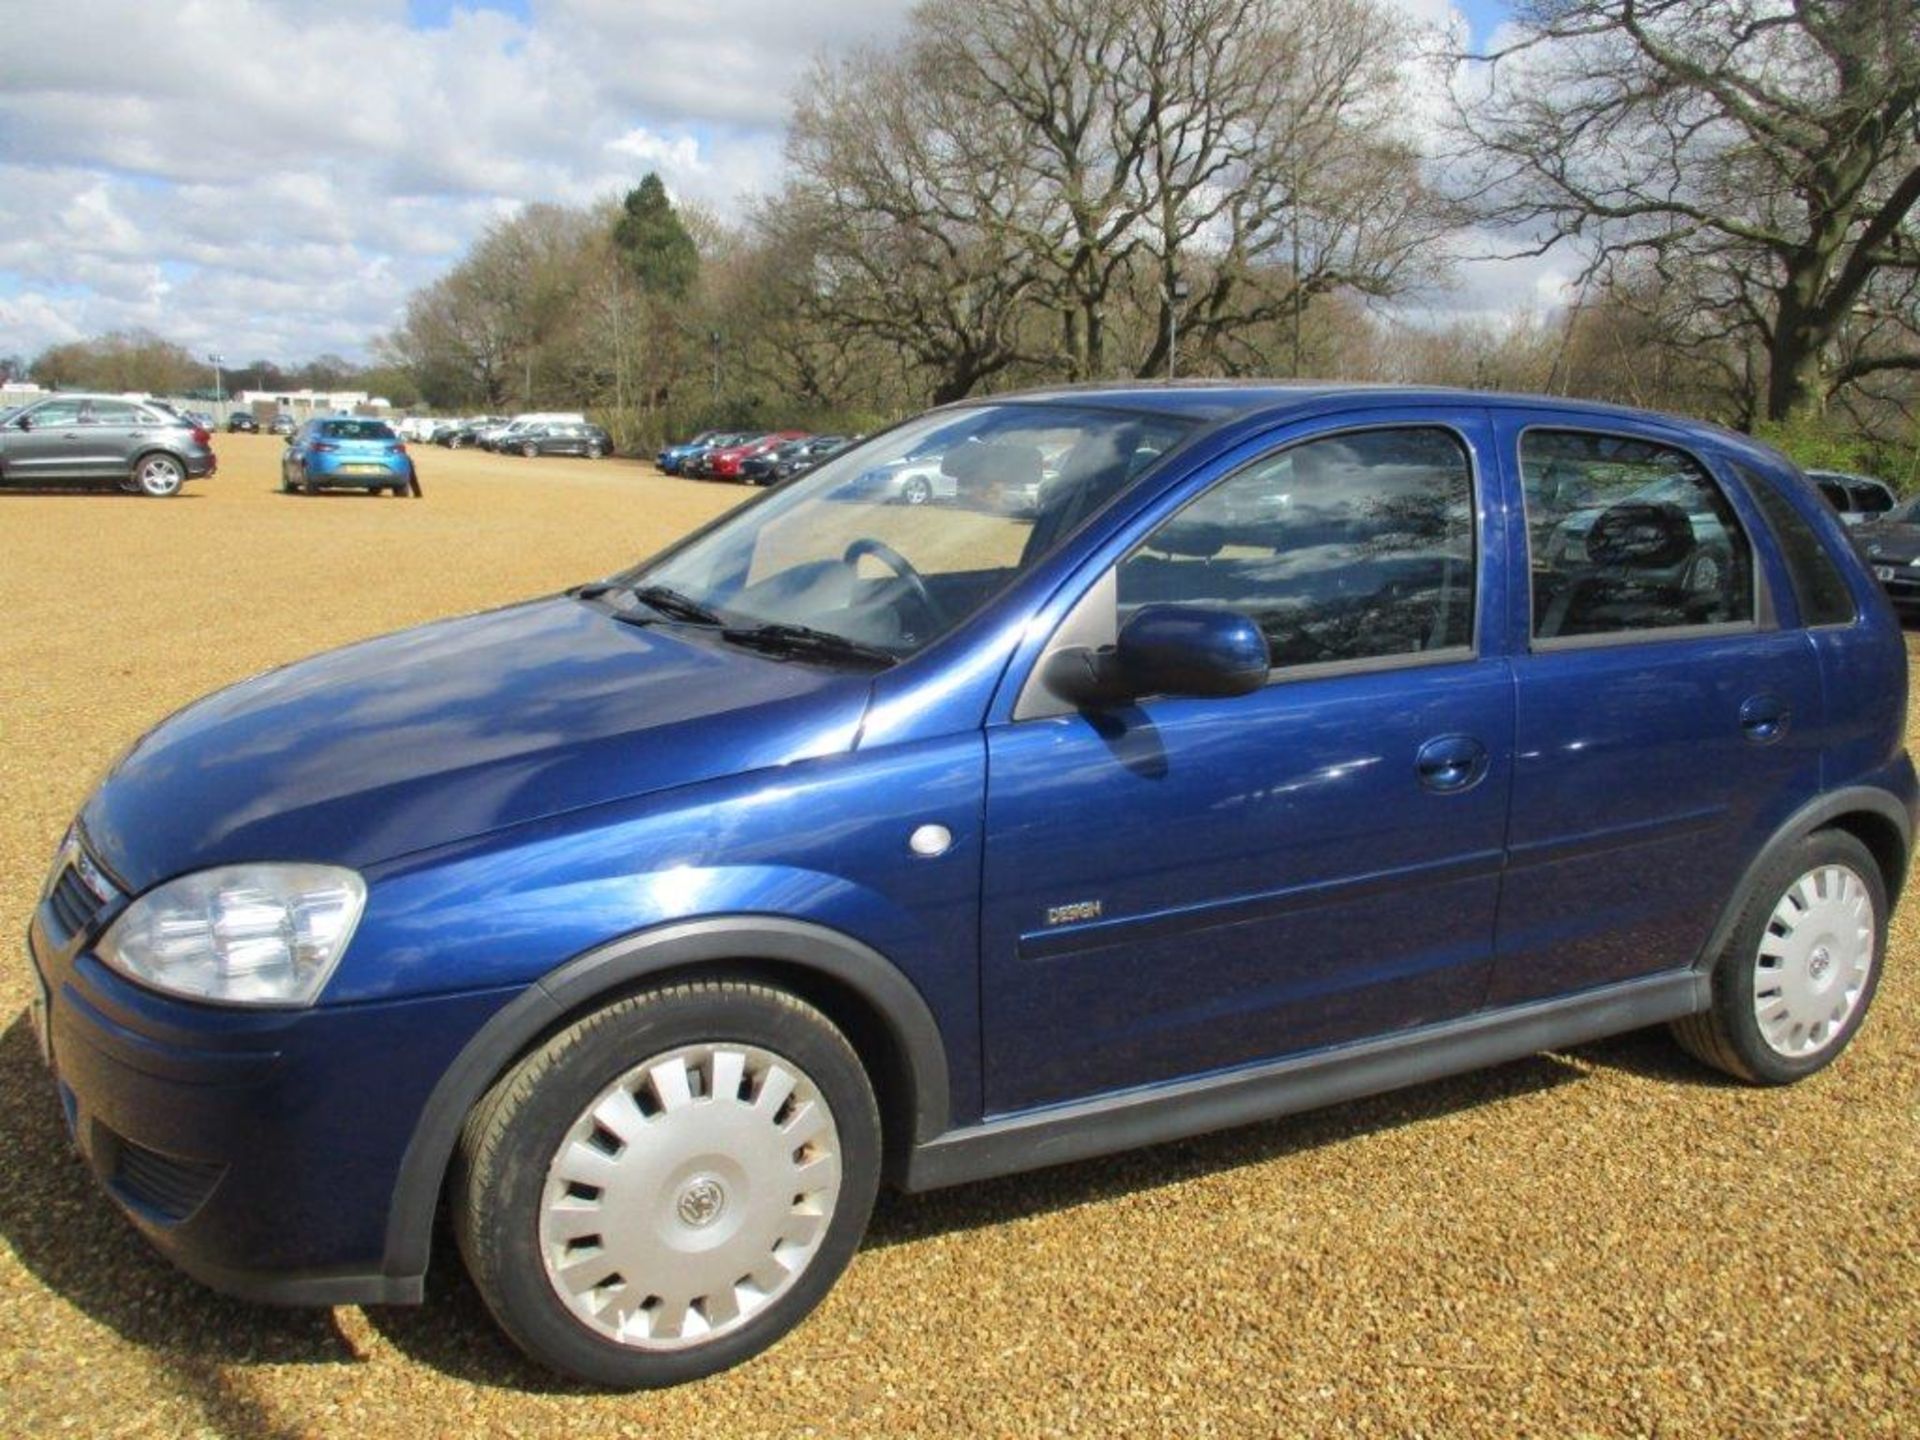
0, 0, 1550, 371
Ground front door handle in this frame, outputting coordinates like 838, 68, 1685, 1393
1415, 735, 1489, 793
1740, 694, 1790, 744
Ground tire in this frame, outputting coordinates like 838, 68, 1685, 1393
587, 444, 605, 459
133, 452, 185, 497
901, 475, 931, 506
522, 442, 539, 458
455, 980, 881, 1388
1670, 829, 1886, 1084
280, 470, 295, 494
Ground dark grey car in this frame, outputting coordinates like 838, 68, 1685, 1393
0, 393, 217, 496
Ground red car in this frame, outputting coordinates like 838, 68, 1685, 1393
704, 430, 808, 481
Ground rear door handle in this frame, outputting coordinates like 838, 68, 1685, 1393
1415, 735, 1489, 793
1740, 694, 1789, 744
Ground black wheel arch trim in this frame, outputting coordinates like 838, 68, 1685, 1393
379, 914, 951, 1285
1693, 782, 1913, 974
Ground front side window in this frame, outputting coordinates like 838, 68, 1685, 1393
1522, 430, 1754, 641
633, 403, 1195, 657
24, 398, 87, 428
1115, 427, 1476, 671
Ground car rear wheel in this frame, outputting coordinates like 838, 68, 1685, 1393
455, 980, 880, 1387
522, 442, 539, 458
587, 444, 605, 459
1671, 829, 1885, 1083
901, 476, 932, 505
133, 453, 185, 497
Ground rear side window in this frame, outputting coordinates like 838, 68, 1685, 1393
1118, 426, 1476, 671
1521, 430, 1754, 641
1741, 465, 1857, 627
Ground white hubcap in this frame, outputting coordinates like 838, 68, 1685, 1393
539, 1043, 841, 1351
1753, 864, 1875, 1059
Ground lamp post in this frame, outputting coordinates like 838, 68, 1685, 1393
207, 353, 223, 418
708, 330, 722, 404
1166, 276, 1191, 380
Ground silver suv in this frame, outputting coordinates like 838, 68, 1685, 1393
0, 393, 217, 496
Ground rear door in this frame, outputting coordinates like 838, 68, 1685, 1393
79, 399, 157, 478
1488, 412, 1825, 1005
980, 410, 1518, 1115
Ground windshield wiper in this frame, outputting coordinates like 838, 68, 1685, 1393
633, 585, 724, 626
718, 622, 898, 669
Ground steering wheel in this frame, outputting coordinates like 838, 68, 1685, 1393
842, 537, 950, 631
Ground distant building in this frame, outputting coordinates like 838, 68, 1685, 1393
1, 380, 46, 407
236, 389, 391, 419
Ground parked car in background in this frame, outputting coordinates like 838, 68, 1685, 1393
702, 430, 809, 482
656, 430, 737, 475
438, 416, 504, 448
512, 422, 612, 459
226, 412, 259, 434
477, 414, 587, 453
740, 435, 852, 486
848, 449, 952, 505
268, 412, 296, 436
28, 383, 1913, 1389
1851, 493, 1920, 615
0, 391, 216, 496
280, 416, 415, 496
1809, 469, 1897, 525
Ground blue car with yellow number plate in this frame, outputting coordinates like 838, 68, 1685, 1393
280, 417, 415, 495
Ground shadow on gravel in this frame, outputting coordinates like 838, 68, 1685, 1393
1, 996, 1723, 1399
364, 1044, 1609, 1390
0, 1015, 360, 1422
0, 488, 201, 499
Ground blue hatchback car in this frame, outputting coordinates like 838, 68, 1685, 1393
281, 416, 416, 495
27, 385, 1913, 1387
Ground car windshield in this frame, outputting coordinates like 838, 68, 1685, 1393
318, 420, 396, 440
619, 402, 1194, 659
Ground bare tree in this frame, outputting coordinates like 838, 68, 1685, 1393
776, 38, 1044, 404
1449, 0, 1920, 425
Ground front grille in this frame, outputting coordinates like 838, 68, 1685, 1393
109, 1135, 225, 1222
42, 836, 120, 941
46, 865, 105, 938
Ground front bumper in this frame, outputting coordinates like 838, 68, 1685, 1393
25, 876, 514, 1306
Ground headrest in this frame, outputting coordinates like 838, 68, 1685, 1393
1585, 501, 1694, 568
942, 442, 1045, 487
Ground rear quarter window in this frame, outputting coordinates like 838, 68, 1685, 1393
1739, 464, 1858, 628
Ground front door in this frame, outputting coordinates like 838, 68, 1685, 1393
981, 415, 1517, 1115
3, 396, 91, 481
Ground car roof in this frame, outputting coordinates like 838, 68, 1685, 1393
984, 379, 1727, 429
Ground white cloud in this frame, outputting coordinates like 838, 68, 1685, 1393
0, 0, 1551, 367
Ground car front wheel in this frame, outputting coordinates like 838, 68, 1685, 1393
1671, 829, 1886, 1083
455, 980, 880, 1387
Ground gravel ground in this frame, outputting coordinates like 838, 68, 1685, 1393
1, 436, 1915, 1438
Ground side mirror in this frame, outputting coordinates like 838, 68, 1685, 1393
283, 432, 295, 445
14, 415, 31, 431
1043, 603, 1270, 708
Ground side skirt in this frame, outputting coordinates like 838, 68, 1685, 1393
903, 970, 1706, 1192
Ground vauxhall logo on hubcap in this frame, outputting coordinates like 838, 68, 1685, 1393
677, 1178, 727, 1228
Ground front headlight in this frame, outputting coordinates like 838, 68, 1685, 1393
96, 864, 367, 1008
